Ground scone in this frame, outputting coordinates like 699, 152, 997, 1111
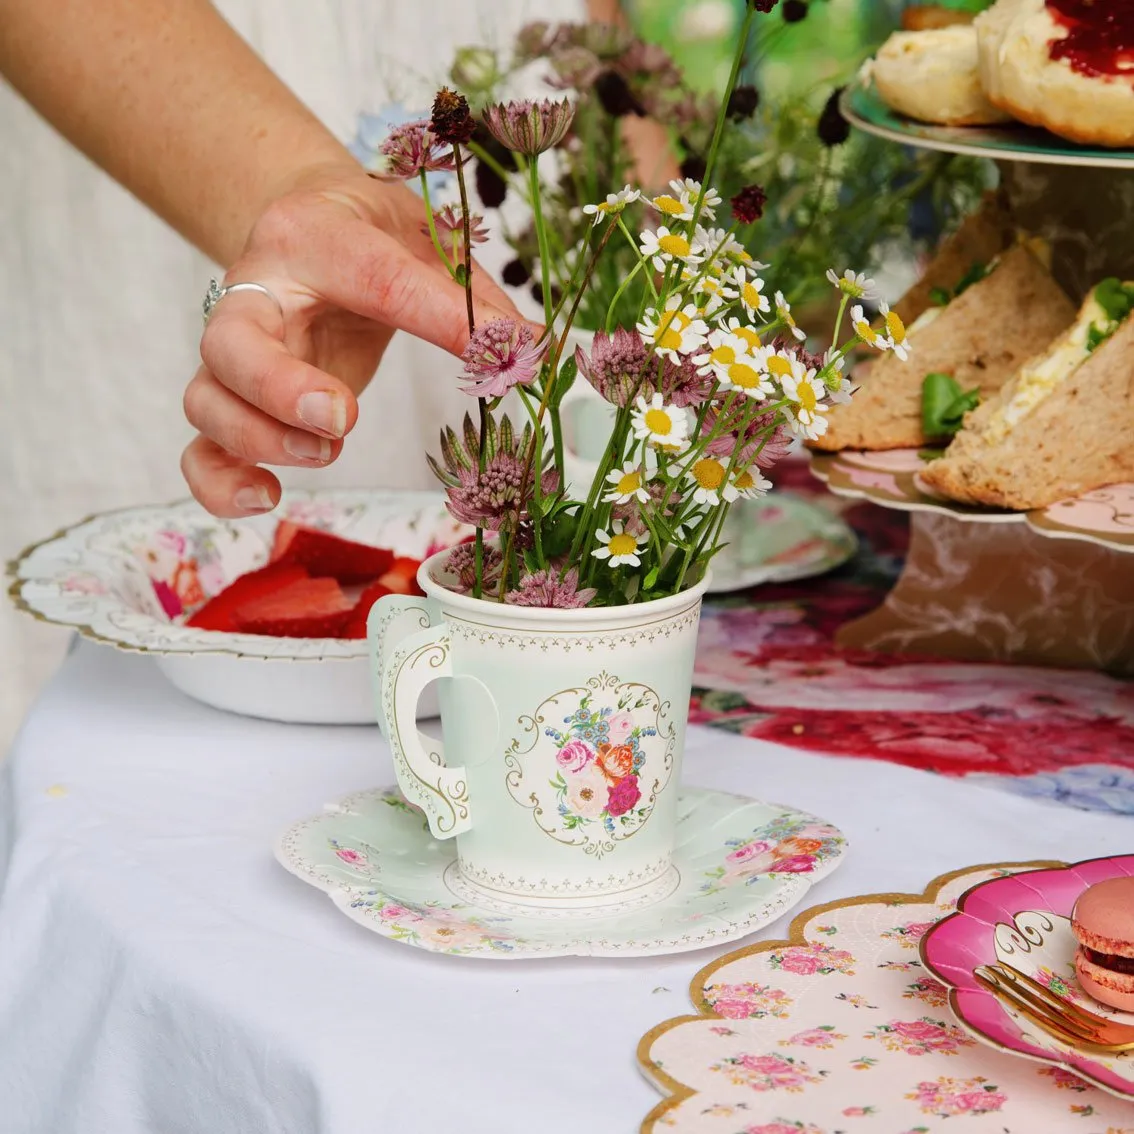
811, 244, 1075, 453
872, 25, 1013, 126
977, 0, 1134, 148
921, 280, 1134, 509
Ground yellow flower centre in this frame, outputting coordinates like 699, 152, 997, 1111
692, 458, 727, 491
616, 471, 641, 495
797, 381, 818, 414
885, 309, 907, 344
644, 408, 674, 436
658, 233, 692, 258
608, 533, 638, 557
735, 470, 756, 491
701, 278, 722, 295
855, 320, 878, 344
653, 195, 687, 216
766, 355, 794, 379
742, 282, 763, 309
734, 327, 762, 350
710, 345, 737, 366
655, 323, 682, 352
728, 362, 761, 389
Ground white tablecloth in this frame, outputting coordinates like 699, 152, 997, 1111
1, 642, 1131, 1134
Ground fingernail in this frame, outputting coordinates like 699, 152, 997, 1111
297, 391, 346, 437
233, 485, 273, 513
283, 430, 332, 462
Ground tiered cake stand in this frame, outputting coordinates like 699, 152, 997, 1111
811, 86, 1134, 676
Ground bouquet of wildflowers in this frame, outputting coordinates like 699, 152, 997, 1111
377, 0, 909, 610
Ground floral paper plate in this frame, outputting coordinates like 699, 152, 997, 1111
6, 490, 466, 723
274, 785, 847, 959
921, 855, 1134, 1100
639, 861, 1134, 1132
843, 77, 1134, 170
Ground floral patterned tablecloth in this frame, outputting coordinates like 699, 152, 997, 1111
692, 463, 1134, 816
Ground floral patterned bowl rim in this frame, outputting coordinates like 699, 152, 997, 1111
920, 854, 1134, 1099
6, 489, 464, 663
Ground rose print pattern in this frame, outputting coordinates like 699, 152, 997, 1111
905, 1077, 1008, 1118
880, 922, 934, 950
780, 1026, 846, 1050
703, 981, 793, 1020
136, 527, 222, 619
766, 943, 856, 977
742, 1123, 827, 1134
505, 673, 674, 858
901, 975, 950, 1010
701, 815, 844, 894
346, 894, 516, 955
1037, 1066, 1092, 1092
712, 1052, 825, 1092
866, 1017, 974, 1057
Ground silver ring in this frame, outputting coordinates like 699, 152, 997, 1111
202, 279, 284, 324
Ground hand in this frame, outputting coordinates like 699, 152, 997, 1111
182, 163, 526, 516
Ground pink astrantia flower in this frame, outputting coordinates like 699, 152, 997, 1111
380, 119, 455, 179
556, 739, 595, 774
481, 98, 576, 156
607, 774, 642, 817
422, 204, 489, 260
701, 406, 792, 469
446, 454, 558, 531
461, 319, 544, 399
575, 327, 714, 408
506, 567, 597, 609
442, 543, 503, 594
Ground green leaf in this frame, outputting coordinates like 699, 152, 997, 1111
642, 564, 660, 591
454, 263, 469, 287
952, 260, 992, 299
921, 372, 979, 441
1094, 277, 1134, 324
543, 509, 579, 558
522, 548, 541, 574
550, 354, 577, 409
928, 287, 951, 308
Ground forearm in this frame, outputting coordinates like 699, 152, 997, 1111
0, 0, 356, 264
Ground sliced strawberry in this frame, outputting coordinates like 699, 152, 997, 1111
270, 519, 300, 562
342, 581, 394, 639
233, 576, 354, 638
270, 523, 395, 584
185, 563, 308, 632
376, 556, 425, 597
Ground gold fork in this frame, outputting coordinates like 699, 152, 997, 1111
975, 964, 1134, 1054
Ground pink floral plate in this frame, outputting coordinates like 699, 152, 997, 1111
6, 489, 467, 723
639, 862, 1134, 1133
274, 785, 847, 959
921, 855, 1134, 1099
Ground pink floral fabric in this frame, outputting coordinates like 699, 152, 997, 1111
691, 464, 1134, 815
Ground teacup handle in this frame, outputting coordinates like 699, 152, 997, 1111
374, 619, 472, 840
369, 595, 437, 741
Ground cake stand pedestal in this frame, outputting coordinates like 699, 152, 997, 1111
810, 451, 1134, 677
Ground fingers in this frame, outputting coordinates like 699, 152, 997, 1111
181, 434, 281, 518
200, 292, 359, 440
306, 213, 536, 356
184, 366, 344, 469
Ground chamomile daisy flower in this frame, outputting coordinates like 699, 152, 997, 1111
850, 304, 893, 352
631, 392, 690, 447
639, 227, 705, 272
879, 301, 910, 360
686, 456, 739, 506
762, 347, 805, 389
730, 266, 771, 319
603, 461, 650, 505
672, 178, 722, 218
825, 268, 876, 300
683, 269, 735, 315
732, 466, 772, 500
649, 187, 694, 222
717, 317, 764, 353
591, 522, 647, 569
636, 298, 709, 361
771, 291, 805, 342
582, 186, 641, 222
780, 366, 830, 441
695, 225, 750, 264
699, 335, 773, 399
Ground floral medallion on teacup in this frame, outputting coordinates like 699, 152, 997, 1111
274, 784, 847, 959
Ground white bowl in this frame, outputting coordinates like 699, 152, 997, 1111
7, 490, 466, 724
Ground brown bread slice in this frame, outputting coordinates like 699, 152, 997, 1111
813, 244, 1075, 452
921, 316, 1134, 510
892, 190, 1017, 326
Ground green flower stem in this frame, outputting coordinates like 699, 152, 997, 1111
604, 258, 645, 333
418, 172, 455, 278
692, 3, 757, 230
528, 159, 554, 328
616, 217, 658, 300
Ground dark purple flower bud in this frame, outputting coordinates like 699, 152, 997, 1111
731, 183, 768, 224
726, 84, 761, 120
679, 153, 707, 183
782, 0, 808, 22
749, 0, 780, 11
430, 87, 477, 145
502, 259, 531, 287
818, 86, 851, 146
594, 71, 645, 118
475, 159, 507, 208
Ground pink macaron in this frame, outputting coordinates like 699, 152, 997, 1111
1072, 877, 1134, 1012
